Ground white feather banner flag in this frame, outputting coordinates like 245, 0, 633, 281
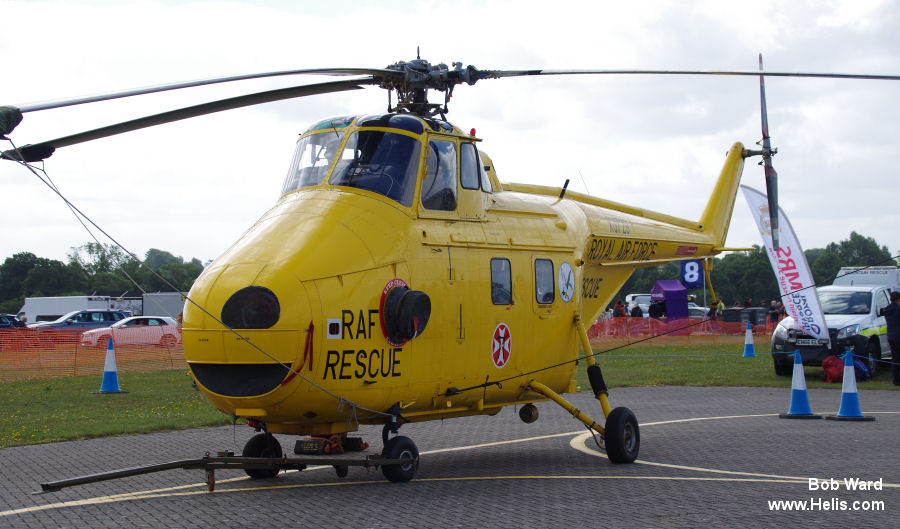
741, 185, 830, 345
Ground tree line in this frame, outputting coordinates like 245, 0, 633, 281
613, 231, 897, 308
0, 232, 895, 316
0, 243, 205, 314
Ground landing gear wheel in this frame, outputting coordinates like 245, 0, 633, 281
605, 407, 639, 464
334, 465, 349, 478
242, 433, 282, 479
381, 435, 418, 483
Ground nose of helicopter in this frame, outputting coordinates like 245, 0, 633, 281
182, 262, 314, 399
181, 189, 410, 403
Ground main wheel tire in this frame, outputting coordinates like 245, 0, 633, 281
381, 435, 418, 483
865, 342, 880, 377
773, 356, 792, 376
605, 407, 640, 464
242, 433, 282, 479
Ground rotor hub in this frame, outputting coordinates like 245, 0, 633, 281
380, 59, 480, 116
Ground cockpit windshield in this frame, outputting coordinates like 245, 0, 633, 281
329, 131, 420, 207
281, 131, 345, 195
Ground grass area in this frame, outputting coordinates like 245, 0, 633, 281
0, 370, 231, 449
1, 341, 895, 449
575, 341, 899, 391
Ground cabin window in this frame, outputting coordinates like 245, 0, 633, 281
534, 259, 555, 304
281, 131, 345, 195
491, 258, 512, 305
421, 140, 458, 210
330, 130, 420, 206
460, 143, 480, 190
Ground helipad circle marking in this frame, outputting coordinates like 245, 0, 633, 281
6, 411, 899, 517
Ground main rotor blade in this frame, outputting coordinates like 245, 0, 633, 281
477, 68, 900, 82
14, 68, 398, 114
758, 54, 779, 250
2, 78, 373, 162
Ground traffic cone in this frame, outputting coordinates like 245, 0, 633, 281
826, 349, 874, 421
95, 337, 127, 394
779, 350, 821, 419
742, 321, 756, 357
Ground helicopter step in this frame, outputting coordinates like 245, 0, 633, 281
295, 435, 369, 455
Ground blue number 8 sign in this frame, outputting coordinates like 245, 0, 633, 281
680, 260, 703, 289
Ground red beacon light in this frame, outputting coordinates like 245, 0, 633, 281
470, 128, 476, 136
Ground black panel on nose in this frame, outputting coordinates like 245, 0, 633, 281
221, 286, 280, 329
189, 363, 289, 397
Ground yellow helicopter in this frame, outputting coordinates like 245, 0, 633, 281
4, 56, 897, 485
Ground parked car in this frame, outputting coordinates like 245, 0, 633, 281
0, 313, 37, 351
28, 309, 131, 330
0, 314, 26, 328
80, 316, 181, 348
687, 302, 708, 318
771, 285, 892, 376
28, 309, 132, 344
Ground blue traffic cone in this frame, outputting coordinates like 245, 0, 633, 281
826, 350, 874, 421
742, 321, 756, 357
95, 337, 127, 394
779, 350, 821, 419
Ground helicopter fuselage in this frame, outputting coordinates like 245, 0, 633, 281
182, 112, 746, 436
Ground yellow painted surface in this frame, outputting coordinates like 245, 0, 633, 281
182, 114, 746, 435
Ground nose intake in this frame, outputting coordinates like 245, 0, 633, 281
221, 286, 280, 329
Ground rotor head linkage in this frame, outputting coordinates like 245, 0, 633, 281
380, 59, 481, 116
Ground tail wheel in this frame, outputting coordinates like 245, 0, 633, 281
241, 433, 282, 479
381, 435, 418, 483
605, 407, 640, 464
159, 334, 177, 348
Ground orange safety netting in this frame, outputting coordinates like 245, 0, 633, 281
0, 328, 185, 382
588, 317, 771, 348
1, 318, 775, 382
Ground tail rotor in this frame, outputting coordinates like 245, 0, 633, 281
755, 53, 780, 249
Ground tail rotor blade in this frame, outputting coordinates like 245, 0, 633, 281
758, 54, 779, 249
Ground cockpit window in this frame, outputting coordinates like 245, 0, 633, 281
421, 140, 457, 211
330, 131, 420, 207
460, 143, 480, 190
281, 131, 345, 195
480, 157, 493, 193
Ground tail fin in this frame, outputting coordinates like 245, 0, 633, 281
698, 142, 747, 247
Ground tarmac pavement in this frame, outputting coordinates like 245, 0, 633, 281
1, 386, 898, 528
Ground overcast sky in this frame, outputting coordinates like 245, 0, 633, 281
1, 0, 898, 267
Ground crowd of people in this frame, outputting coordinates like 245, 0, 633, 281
606, 297, 786, 323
